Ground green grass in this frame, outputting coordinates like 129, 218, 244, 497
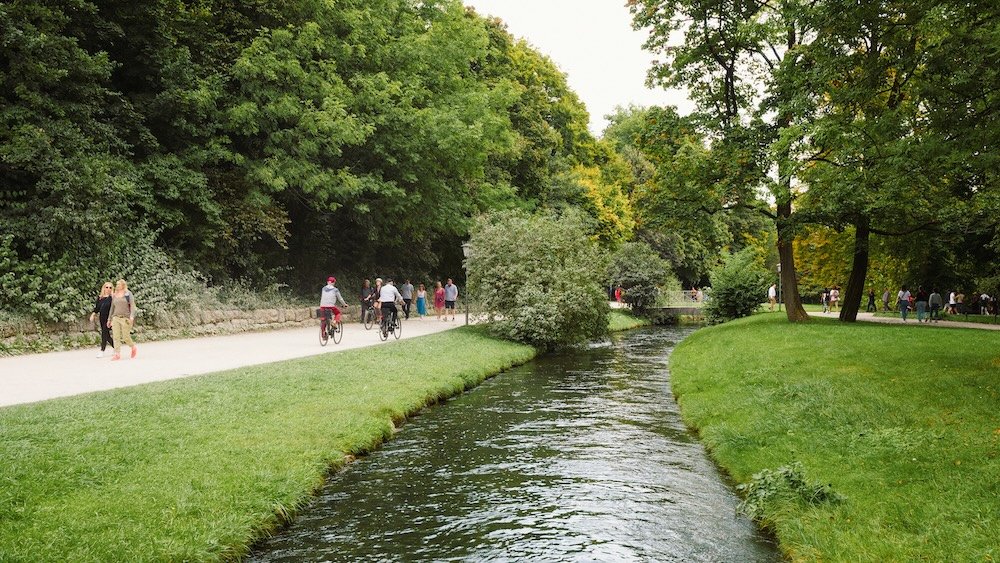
608, 309, 651, 331
670, 314, 1000, 561
0, 327, 535, 561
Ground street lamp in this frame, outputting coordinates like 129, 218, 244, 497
461, 241, 473, 325
777, 262, 782, 312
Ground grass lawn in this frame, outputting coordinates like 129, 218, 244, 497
0, 327, 535, 561
608, 308, 651, 331
670, 314, 1000, 560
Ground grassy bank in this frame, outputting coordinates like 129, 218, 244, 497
670, 314, 1000, 560
0, 327, 535, 561
608, 308, 651, 331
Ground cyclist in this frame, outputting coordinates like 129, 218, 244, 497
360, 278, 375, 323
378, 278, 404, 336
320, 276, 348, 333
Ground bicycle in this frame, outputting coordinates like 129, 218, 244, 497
378, 308, 402, 341
363, 302, 378, 330
319, 309, 343, 346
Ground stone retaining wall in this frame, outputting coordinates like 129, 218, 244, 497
0, 306, 354, 355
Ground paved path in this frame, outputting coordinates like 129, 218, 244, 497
0, 315, 465, 408
809, 310, 1000, 330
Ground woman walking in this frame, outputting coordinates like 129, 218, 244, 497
433, 281, 446, 321
415, 283, 428, 318
108, 279, 138, 361
89, 282, 114, 358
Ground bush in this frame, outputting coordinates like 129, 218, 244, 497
607, 241, 676, 312
467, 210, 608, 350
703, 249, 770, 323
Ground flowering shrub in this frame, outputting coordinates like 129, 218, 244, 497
467, 210, 608, 350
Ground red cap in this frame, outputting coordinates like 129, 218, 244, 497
327, 276, 335, 283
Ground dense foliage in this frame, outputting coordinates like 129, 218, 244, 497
466, 210, 608, 349
703, 250, 770, 323
629, 0, 1000, 322
606, 241, 675, 311
0, 0, 623, 322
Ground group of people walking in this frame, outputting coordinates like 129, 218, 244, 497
90, 279, 138, 360
350, 277, 460, 322
881, 286, 994, 322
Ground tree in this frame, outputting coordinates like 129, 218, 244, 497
466, 210, 608, 350
607, 241, 675, 311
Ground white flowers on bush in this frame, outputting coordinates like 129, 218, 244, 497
467, 210, 608, 349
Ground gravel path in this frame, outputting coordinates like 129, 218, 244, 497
810, 310, 1000, 329
0, 315, 466, 408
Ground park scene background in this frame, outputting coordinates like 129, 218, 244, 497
1, 0, 999, 561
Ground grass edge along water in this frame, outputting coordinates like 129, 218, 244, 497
669, 313, 1000, 561
0, 312, 647, 561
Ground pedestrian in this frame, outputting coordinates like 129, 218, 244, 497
947, 290, 957, 314
696, 287, 704, 303
897, 285, 911, 322
980, 291, 991, 315
444, 277, 459, 321
614, 284, 623, 305
433, 281, 446, 321
821, 288, 829, 313
882, 288, 891, 312
928, 288, 943, 322
915, 286, 929, 323
415, 283, 428, 318
866, 288, 876, 313
956, 290, 965, 315
89, 281, 114, 358
829, 286, 840, 313
108, 279, 138, 361
400, 279, 414, 320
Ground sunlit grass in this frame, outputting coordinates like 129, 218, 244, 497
608, 309, 650, 331
0, 327, 535, 561
670, 314, 1000, 560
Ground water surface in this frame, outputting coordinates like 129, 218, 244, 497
251, 327, 779, 562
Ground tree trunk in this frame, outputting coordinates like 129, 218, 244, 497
839, 217, 870, 322
777, 201, 809, 322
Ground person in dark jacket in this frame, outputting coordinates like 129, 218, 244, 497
89, 282, 114, 358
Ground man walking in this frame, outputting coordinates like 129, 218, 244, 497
400, 279, 414, 319
444, 278, 459, 321
767, 283, 777, 312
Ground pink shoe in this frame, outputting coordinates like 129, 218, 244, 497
111, 354, 121, 361
130, 345, 138, 359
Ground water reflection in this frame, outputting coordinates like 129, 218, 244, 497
251, 328, 779, 562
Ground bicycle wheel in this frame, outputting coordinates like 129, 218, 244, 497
392, 314, 402, 339
364, 307, 375, 330
319, 321, 329, 346
332, 319, 343, 344
378, 317, 389, 341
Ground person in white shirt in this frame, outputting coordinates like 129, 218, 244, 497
948, 290, 957, 314
768, 283, 777, 311
378, 279, 404, 332
897, 286, 911, 321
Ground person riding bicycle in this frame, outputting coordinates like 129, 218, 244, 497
378, 279, 404, 335
320, 276, 348, 332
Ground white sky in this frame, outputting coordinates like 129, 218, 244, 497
463, 0, 693, 136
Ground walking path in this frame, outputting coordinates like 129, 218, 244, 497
809, 310, 1000, 330
0, 315, 465, 408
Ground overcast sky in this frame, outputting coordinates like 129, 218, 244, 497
463, 0, 693, 136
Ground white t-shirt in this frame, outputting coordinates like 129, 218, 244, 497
768, 285, 776, 298
379, 284, 403, 303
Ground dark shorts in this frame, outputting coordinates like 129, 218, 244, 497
445, 300, 455, 310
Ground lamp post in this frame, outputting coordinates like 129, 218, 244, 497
777, 262, 782, 312
461, 241, 473, 325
